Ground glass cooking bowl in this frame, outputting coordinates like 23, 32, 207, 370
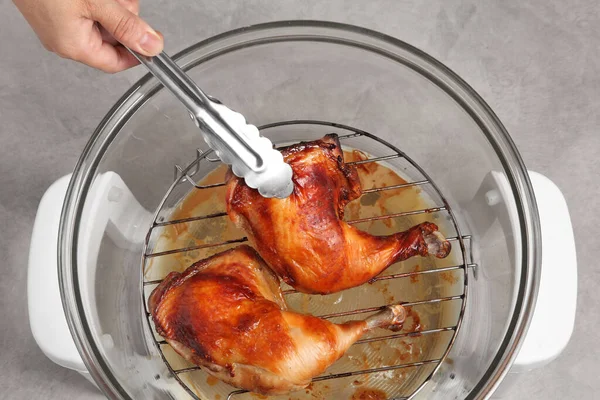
58, 21, 540, 399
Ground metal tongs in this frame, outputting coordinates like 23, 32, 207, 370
129, 49, 293, 199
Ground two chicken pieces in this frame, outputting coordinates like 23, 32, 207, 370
150, 134, 451, 395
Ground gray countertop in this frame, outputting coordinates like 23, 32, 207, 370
1, 0, 598, 399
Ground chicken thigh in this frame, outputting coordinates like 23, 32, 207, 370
149, 245, 406, 395
226, 134, 451, 294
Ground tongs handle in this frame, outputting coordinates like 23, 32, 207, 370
128, 49, 264, 172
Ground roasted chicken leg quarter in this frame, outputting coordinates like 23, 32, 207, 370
226, 134, 451, 294
149, 246, 406, 395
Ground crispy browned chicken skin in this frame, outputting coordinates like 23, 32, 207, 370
149, 246, 406, 395
226, 134, 451, 294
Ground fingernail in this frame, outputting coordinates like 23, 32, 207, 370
140, 31, 163, 55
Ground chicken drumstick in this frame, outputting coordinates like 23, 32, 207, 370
149, 246, 406, 395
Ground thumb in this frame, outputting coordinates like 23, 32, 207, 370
92, 0, 163, 56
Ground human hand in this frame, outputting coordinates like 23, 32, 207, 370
13, 0, 164, 73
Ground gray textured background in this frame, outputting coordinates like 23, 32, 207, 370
1, 0, 599, 399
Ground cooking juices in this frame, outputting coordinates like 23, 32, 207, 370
145, 149, 463, 400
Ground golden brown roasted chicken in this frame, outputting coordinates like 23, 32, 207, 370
149, 246, 406, 395
226, 134, 451, 294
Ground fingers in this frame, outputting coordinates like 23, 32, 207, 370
89, 0, 163, 57
114, 0, 140, 15
71, 22, 139, 73
98, 0, 140, 46
99, 24, 118, 45
18, 0, 159, 72
88, 42, 140, 73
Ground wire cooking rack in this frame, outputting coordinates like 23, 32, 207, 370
141, 120, 473, 400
